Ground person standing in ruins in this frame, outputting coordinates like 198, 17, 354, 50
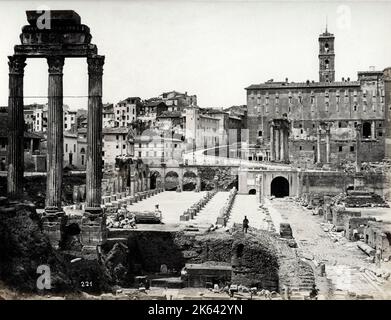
243, 216, 249, 233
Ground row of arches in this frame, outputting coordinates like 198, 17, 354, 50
150, 170, 200, 191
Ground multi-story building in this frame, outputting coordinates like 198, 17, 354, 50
63, 131, 78, 167
114, 97, 141, 127
63, 109, 77, 131
245, 29, 387, 166
159, 91, 197, 111
135, 134, 185, 166
137, 100, 168, 121
102, 103, 117, 128
102, 127, 135, 169
185, 107, 220, 151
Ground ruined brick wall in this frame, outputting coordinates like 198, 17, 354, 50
107, 229, 313, 292
332, 208, 361, 228
344, 217, 376, 241
302, 172, 387, 196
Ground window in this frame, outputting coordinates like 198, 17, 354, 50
258, 130, 263, 137
300, 129, 303, 134
350, 146, 354, 152
81, 155, 85, 166
116, 135, 119, 140
64, 124, 67, 129
312, 146, 315, 150
102, 151, 105, 156
353, 105, 357, 112
65, 144, 68, 152
116, 145, 119, 149
123, 144, 126, 149
138, 151, 142, 157
74, 145, 76, 152
299, 146, 302, 151
379, 131, 383, 137
339, 146, 343, 152
338, 122, 342, 128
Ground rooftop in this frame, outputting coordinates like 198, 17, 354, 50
246, 80, 361, 91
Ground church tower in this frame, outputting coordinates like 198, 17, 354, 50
318, 27, 335, 82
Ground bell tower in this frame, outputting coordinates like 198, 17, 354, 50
318, 27, 335, 82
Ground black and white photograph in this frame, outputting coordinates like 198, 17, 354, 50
0, 0, 391, 307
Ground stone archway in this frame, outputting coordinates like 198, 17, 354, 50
165, 171, 180, 191
271, 176, 289, 198
183, 171, 197, 191
248, 189, 256, 195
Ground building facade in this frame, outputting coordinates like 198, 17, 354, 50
245, 30, 387, 166
114, 97, 141, 127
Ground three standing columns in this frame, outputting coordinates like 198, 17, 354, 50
269, 120, 289, 163
7, 56, 26, 199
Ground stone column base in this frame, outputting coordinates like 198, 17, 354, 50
42, 209, 66, 249
81, 212, 107, 249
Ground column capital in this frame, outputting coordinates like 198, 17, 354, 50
47, 56, 65, 75
87, 55, 105, 76
8, 56, 26, 75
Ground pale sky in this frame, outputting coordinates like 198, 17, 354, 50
0, 0, 390, 109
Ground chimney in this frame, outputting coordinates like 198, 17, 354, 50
369, 66, 375, 71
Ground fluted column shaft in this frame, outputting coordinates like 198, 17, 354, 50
355, 124, 362, 173
270, 124, 275, 161
279, 128, 284, 161
317, 129, 321, 164
46, 56, 64, 211
325, 128, 331, 163
275, 127, 280, 161
7, 56, 26, 199
283, 129, 289, 162
85, 56, 105, 213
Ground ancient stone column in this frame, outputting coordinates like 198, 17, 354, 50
85, 55, 105, 214
130, 173, 135, 197
7, 56, 26, 199
325, 127, 331, 163
317, 128, 321, 164
275, 127, 280, 161
279, 128, 284, 161
355, 123, 362, 173
270, 123, 275, 161
371, 121, 376, 140
81, 55, 106, 252
45, 56, 65, 212
283, 128, 289, 163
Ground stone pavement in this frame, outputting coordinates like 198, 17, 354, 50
264, 197, 391, 299
227, 194, 268, 230
127, 191, 207, 224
